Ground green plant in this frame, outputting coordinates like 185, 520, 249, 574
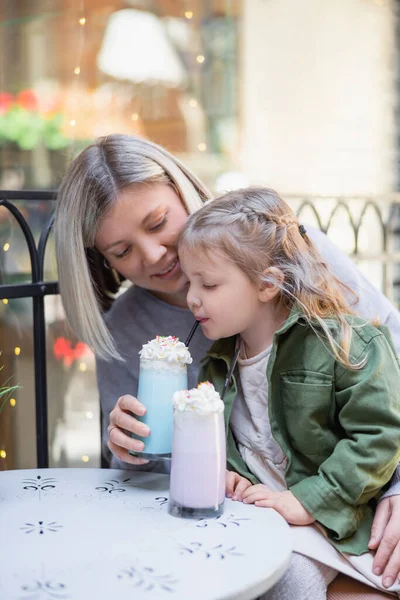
0, 365, 20, 414
0, 89, 69, 150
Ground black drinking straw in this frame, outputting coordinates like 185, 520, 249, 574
185, 319, 200, 347
221, 345, 240, 401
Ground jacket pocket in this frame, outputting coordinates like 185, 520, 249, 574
281, 371, 337, 456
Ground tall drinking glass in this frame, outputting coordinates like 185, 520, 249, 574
168, 382, 226, 518
129, 336, 192, 460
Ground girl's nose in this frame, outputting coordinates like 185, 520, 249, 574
187, 290, 202, 312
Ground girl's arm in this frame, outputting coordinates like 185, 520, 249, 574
289, 331, 400, 542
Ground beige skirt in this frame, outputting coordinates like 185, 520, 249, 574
291, 522, 400, 597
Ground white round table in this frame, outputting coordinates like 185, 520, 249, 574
0, 468, 292, 600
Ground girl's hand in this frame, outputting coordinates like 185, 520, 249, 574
226, 471, 253, 501
107, 395, 151, 465
242, 485, 316, 526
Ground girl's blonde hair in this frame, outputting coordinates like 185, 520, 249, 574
180, 187, 361, 370
55, 134, 211, 360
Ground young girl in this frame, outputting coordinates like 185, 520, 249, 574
178, 186, 400, 599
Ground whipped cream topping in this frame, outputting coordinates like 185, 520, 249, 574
173, 382, 224, 415
139, 335, 192, 365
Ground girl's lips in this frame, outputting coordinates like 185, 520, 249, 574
197, 318, 209, 324
153, 259, 181, 280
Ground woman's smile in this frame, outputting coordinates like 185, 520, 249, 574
152, 257, 181, 280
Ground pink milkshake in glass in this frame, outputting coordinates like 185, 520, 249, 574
168, 382, 226, 519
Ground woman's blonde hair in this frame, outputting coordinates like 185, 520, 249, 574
55, 134, 211, 360
179, 187, 362, 370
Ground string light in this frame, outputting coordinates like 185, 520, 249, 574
9, 398, 16, 407
14, 347, 21, 356
198, 143, 207, 152
196, 55, 205, 64
3, 243, 9, 252
86, 411, 93, 419
81, 455, 89, 463
185, 11, 193, 19
2, 299, 8, 305
189, 99, 197, 107
67, 14, 85, 162
0, 450, 6, 459
131, 113, 139, 121
79, 362, 87, 372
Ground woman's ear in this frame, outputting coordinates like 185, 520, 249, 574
258, 266, 284, 302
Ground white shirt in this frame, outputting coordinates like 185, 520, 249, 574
230, 343, 287, 492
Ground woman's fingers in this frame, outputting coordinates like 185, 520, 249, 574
369, 497, 391, 550
109, 395, 150, 438
111, 410, 150, 438
107, 438, 149, 466
117, 394, 147, 417
378, 541, 400, 588
108, 424, 146, 454
107, 394, 151, 465
371, 497, 400, 587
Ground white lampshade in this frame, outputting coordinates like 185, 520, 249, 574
97, 9, 187, 87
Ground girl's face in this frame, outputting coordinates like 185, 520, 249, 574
181, 248, 266, 341
95, 183, 189, 305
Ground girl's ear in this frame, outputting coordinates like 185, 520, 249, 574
258, 266, 284, 302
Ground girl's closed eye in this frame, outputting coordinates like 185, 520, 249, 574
203, 283, 217, 290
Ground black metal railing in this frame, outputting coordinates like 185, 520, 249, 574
290, 194, 400, 302
0, 190, 57, 468
1, 190, 400, 471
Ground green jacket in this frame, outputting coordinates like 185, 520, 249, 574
199, 309, 400, 555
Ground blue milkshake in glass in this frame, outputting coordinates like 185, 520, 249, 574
129, 336, 192, 460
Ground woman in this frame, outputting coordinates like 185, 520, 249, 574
54, 134, 400, 588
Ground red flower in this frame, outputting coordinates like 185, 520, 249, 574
16, 89, 38, 111
73, 342, 88, 360
53, 337, 71, 360
0, 92, 14, 114
53, 337, 90, 367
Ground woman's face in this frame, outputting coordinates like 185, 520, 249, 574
95, 183, 189, 304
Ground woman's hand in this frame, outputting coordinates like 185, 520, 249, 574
242, 485, 315, 526
107, 394, 151, 465
226, 471, 252, 501
369, 496, 400, 588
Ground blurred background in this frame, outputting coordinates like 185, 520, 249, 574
1, 0, 400, 470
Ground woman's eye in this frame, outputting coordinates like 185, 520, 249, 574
203, 284, 217, 290
115, 246, 131, 259
150, 216, 167, 232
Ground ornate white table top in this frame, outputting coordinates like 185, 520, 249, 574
0, 468, 292, 600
